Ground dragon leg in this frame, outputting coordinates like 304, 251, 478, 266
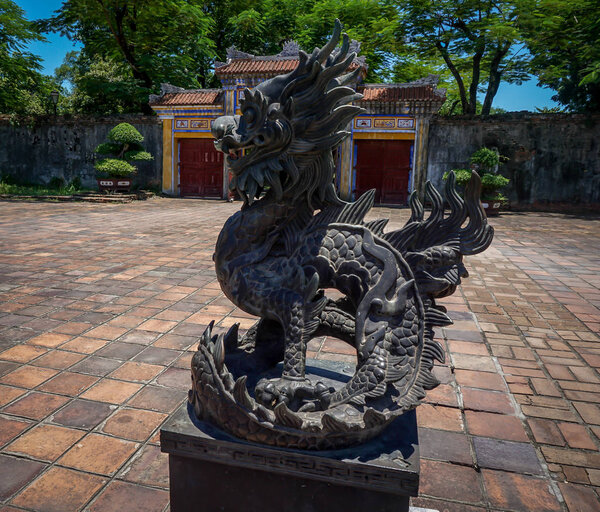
254, 277, 329, 410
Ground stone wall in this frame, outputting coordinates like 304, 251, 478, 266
427, 113, 600, 204
0, 116, 162, 190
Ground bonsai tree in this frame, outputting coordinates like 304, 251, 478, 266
444, 147, 509, 202
94, 123, 153, 179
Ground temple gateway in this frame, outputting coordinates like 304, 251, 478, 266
149, 42, 445, 205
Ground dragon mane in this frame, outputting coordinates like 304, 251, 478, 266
227, 20, 364, 209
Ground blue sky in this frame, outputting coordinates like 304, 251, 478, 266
18, 0, 560, 111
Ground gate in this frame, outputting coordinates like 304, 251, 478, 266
179, 139, 223, 197
354, 140, 413, 204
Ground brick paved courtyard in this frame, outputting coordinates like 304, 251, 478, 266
0, 198, 598, 512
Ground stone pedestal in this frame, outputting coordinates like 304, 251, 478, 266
161, 403, 419, 512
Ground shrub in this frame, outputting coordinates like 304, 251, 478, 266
443, 147, 510, 201
95, 159, 136, 177
469, 147, 500, 172
94, 123, 153, 178
107, 123, 144, 145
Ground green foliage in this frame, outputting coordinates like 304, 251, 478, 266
442, 169, 472, 187
397, 0, 530, 115
470, 148, 500, 172
0, 177, 89, 196
94, 123, 152, 177
124, 150, 153, 162
94, 158, 136, 177
40, 0, 215, 113
481, 173, 510, 198
0, 0, 61, 115
108, 123, 144, 145
95, 142, 121, 155
520, 0, 600, 112
443, 147, 510, 200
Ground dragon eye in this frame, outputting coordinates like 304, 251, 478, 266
244, 107, 256, 124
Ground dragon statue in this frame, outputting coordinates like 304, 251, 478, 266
189, 21, 494, 450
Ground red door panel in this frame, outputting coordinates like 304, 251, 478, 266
354, 140, 412, 205
179, 139, 223, 197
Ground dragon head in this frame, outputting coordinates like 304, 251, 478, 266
212, 20, 364, 207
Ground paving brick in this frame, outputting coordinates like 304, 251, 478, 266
418, 428, 473, 465
465, 410, 528, 442
38, 372, 99, 396
528, 418, 566, 446
59, 433, 138, 476
87, 480, 169, 512
558, 482, 600, 512
5, 424, 84, 461
50, 399, 113, 429
461, 388, 514, 414
0, 454, 46, 500
118, 444, 169, 488
417, 404, 463, 432
109, 361, 163, 383
419, 459, 484, 504
2, 392, 69, 420
474, 437, 543, 475
0, 345, 47, 363
557, 422, 598, 450
482, 469, 562, 512
11, 466, 106, 512
0, 384, 26, 406
0, 416, 32, 446
29, 350, 85, 370
454, 369, 506, 391
541, 446, 600, 469
102, 408, 167, 441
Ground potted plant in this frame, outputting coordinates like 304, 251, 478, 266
443, 147, 509, 216
94, 123, 153, 193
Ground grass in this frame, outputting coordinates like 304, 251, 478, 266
0, 181, 93, 196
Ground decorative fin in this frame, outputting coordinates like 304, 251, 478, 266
224, 323, 239, 351
212, 333, 225, 371
274, 402, 303, 429
425, 308, 453, 327
363, 408, 387, 428
199, 320, 215, 349
233, 376, 254, 410
364, 218, 389, 235
322, 412, 349, 432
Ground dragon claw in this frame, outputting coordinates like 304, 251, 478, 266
255, 378, 334, 411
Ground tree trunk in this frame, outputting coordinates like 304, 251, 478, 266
481, 42, 511, 115
468, 42, 486, 115
436, 41, 469, 114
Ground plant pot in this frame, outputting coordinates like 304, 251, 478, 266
481, 200, 501, 216
97, 178, 132, 193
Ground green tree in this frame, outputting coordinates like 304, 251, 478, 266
0, 0, 56, 115
40, 0, 215, 113
522, 0, 600, 112
397, 0, 530, 115
54, 51, 144, 114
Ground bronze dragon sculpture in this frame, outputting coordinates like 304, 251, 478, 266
189, 21, 494, 450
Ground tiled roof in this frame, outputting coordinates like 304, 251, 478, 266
215, 58, 361, 77
358, 83, 445, 103
150, 89, 222, 106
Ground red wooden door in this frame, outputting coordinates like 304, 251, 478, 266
179, 139, 223, 197
354, 140, 413, 205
